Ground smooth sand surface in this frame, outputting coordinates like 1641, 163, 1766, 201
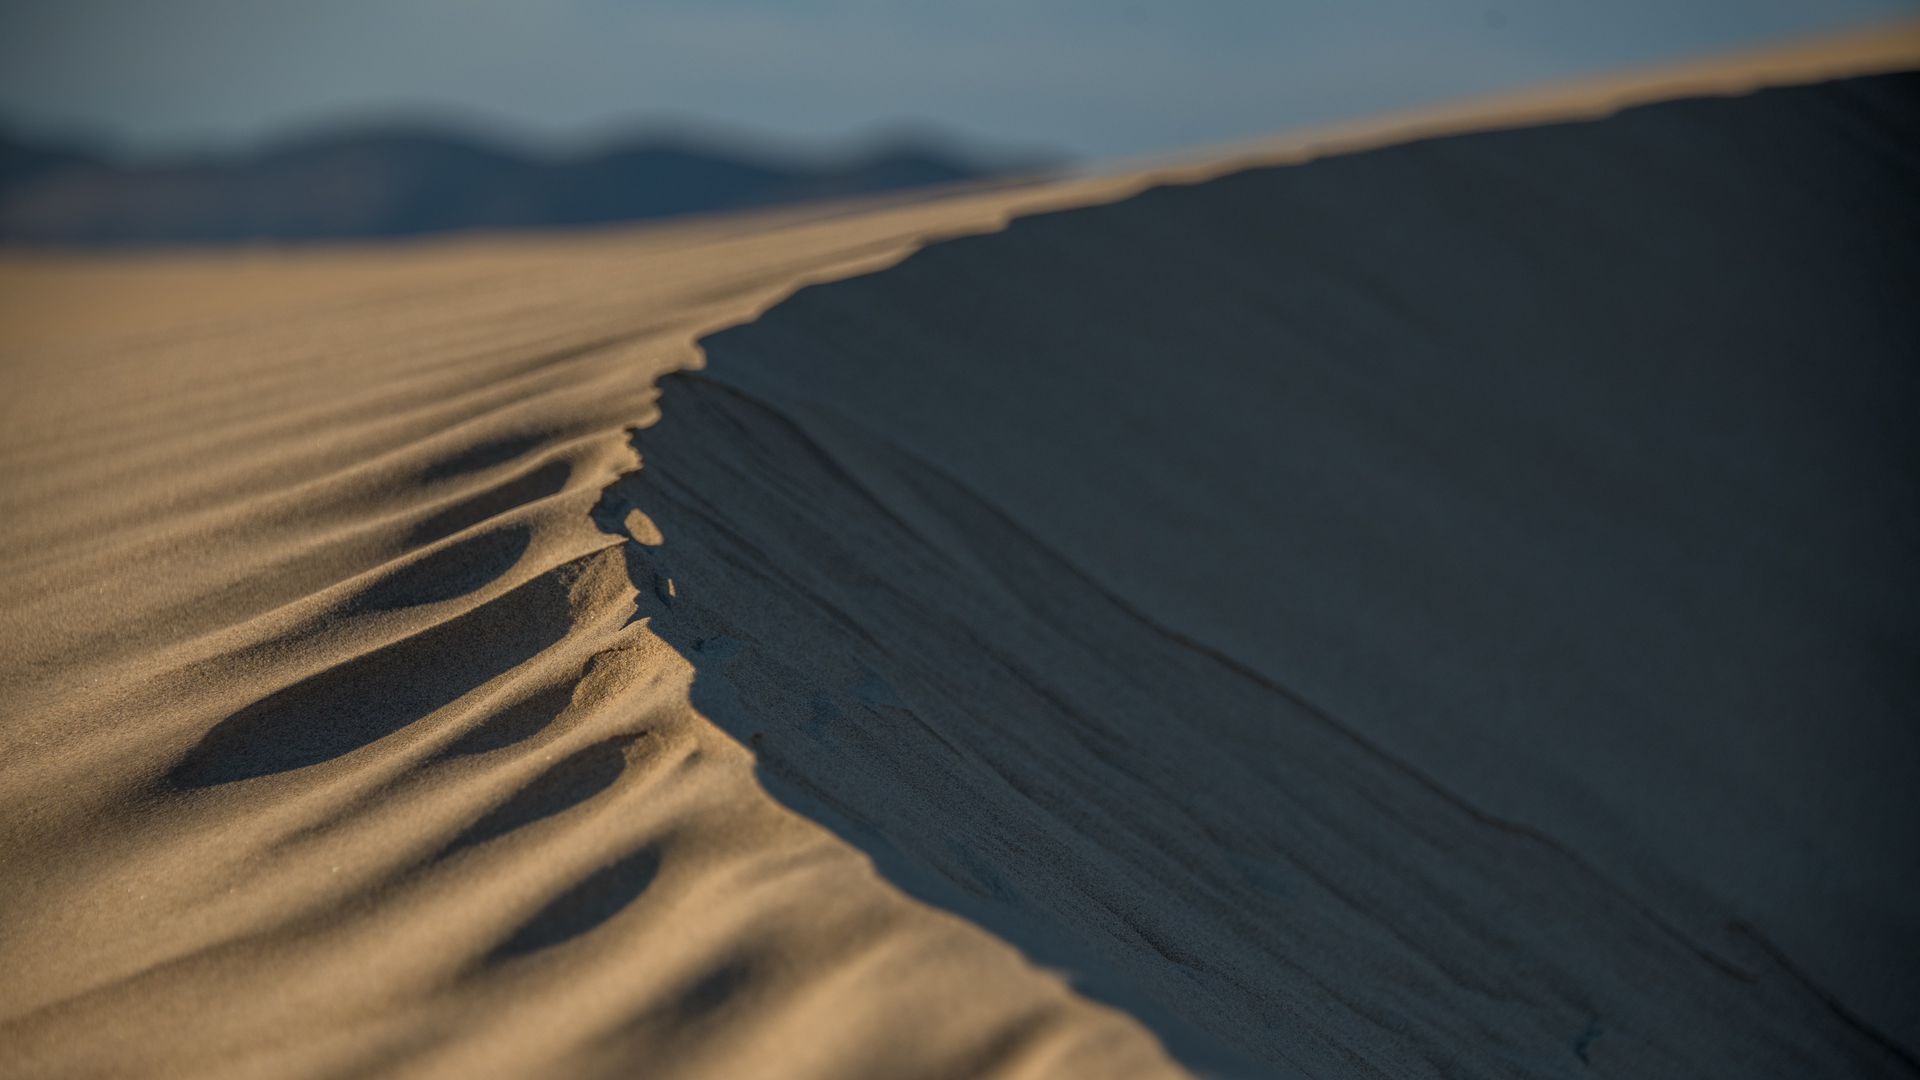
2, 20, 1917, 1079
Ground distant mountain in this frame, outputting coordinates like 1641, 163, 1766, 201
0, 125, 1044, 246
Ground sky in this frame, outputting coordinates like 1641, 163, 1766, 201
1, 0, 1913, 162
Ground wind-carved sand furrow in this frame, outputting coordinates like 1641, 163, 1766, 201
0, 548, 633, 1005
0, 349, 649, 562
163, 552, 613, 789
0, 423, 651, 723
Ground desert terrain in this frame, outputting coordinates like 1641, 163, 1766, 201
2, 21, 1917, 1079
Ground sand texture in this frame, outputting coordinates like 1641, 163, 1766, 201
2, 21, 1917, 1080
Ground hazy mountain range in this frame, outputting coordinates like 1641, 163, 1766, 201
0, 125, 1043, 246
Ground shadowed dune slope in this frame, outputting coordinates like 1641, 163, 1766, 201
603, 71, 1920, 1075
1, 24, 1917, 1080
668, 68, 1920, 1064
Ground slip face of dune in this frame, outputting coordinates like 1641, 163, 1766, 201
2, 24, 1918, 1080
604, 70, 1920, 1076
673, 67, 1920, 1067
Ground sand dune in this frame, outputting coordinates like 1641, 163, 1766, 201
2, 21, 1917, 1079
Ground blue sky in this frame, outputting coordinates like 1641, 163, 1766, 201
1, 1, 1913, 160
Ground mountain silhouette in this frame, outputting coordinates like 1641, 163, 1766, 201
0, 125, 1040, 245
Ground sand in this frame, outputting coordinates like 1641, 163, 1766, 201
2, 19, 1917, 1079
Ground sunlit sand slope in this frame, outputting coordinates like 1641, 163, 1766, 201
0, 178, 1196, 1080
